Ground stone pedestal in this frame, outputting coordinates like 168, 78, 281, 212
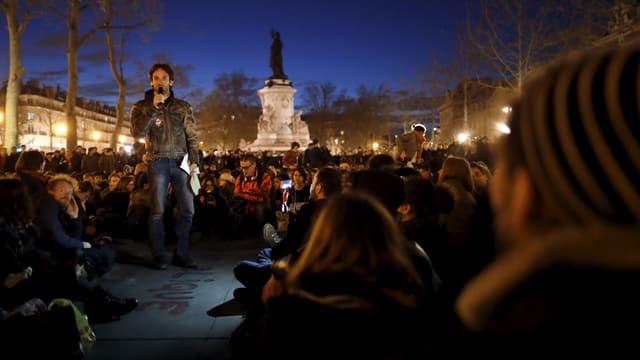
249, 78, 311, 151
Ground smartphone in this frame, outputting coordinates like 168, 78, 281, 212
281, 179, 292, 190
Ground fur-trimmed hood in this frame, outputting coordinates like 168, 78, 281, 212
456, 226, 640, 332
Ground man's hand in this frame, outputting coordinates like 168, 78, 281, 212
153, 92, 167, 109
82, 241, 92, 249
66, 196, 79, 219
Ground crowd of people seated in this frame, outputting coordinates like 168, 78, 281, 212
1, 45, 639, 359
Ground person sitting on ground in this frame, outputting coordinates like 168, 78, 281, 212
226, 167, 343, 357
286, 167, 310, 215
350, 169, 442, 296
231, 167, 343, 306
452, 45, 640, 357
232, 154, 273, 234
96, 175, 134, 237
35, 174, 116, 280
0, 178, 137, 325
259, 192, 434, 358
15, 150, 49, 208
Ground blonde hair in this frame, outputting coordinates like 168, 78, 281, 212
47, 174, 78, 193
438, 156, 474, 193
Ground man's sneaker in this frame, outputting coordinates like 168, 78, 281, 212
151, 255, 168, 270
262, 223, 282, 247
172, 253, 198, 269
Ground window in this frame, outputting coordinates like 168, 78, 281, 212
27, 112, 34, 121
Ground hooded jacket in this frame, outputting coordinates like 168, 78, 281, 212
453, 226, 640, 356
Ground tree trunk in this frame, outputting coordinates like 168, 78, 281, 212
106, 26, 126, 149
65, 0, 80, 150
3, 0, 26, 149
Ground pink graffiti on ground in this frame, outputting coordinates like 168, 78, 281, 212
136, 301, 188, 315
137, 270, 215, 315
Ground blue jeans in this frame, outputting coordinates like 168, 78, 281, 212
233, 248, 273, 290
148, 157, 194, 258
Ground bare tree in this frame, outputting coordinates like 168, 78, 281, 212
333, 84, 394, 149
464, 0, 615, 93
102, 0, 161, 148
0, 0, 35, 149
47, 0, 109, 149
196, 71, 260, 151
300, 81, 338, 113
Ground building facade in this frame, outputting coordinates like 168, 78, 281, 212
2, 85, 134, 151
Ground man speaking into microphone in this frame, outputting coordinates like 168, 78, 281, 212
131, 63, 200, 270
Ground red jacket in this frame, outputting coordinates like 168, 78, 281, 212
233, 171, 272, 212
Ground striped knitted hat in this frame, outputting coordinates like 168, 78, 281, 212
509, 46, 640, 225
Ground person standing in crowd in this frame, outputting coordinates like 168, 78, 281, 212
396, 123, 426, 167
130, 63, 200, 270
282, 141, 300, 172
453, 45, 640, 356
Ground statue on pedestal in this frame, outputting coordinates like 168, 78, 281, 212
270, 30, 287, 79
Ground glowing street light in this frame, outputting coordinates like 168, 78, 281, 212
54, 123, 67, 136
92, 130, 101, 141
502, 106, 512, 114
118, 134, 126, 143
496, 123, 511, 134
457, 133, 469, 143
372, 142, 379, 151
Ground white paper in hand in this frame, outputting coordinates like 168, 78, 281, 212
189, 167, 201, 195
180, 154, 190, 174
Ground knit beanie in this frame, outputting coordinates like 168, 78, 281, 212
509, 46, 640, 225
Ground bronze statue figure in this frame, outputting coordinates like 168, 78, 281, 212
270, 30, 287, 79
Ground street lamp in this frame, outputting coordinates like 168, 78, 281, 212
496, 123, 511, 134
457, 132, 469, 143
92, 130, 101, 143
53, 123, 67, 149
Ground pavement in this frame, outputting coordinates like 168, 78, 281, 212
84, 233, 263, 360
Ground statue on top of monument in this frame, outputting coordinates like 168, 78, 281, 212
270, 30, 287, 79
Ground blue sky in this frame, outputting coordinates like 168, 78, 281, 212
0, 0, 466, 105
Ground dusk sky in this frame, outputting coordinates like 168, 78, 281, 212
0, 0, 467, 107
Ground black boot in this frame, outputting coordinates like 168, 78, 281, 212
85, 286, 138, 324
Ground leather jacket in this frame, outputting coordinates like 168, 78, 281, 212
130, 89, 200, 164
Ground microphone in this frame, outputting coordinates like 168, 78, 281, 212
156, 86, 165, 108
